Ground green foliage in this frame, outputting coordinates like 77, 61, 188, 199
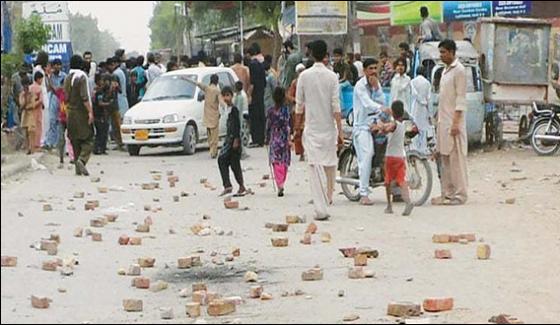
149, 1, 283, 61
69, 13, 120, 60
149, 1, 182, 50
190, 1, 240, 31
15, 14, 51, 54
246, 1, 282, 30
0, 54, 20, 79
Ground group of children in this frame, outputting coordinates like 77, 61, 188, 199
217, 73, 414, 217
17, 68, 122, 162
218, 79, 291, 198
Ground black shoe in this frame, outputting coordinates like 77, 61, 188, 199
75, 159, 89, 176
278, 188, 284, 197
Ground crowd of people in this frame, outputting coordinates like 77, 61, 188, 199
2, 5, 468, 220
210, 32, 466, 219
2, 48, 203, 173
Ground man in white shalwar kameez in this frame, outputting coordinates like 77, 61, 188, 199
390, 58, 411, 114
410, 66, 432, 154
352, 58, 385, 205
295, 40, 344, 221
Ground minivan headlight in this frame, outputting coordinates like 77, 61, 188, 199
162, 114, 179, 123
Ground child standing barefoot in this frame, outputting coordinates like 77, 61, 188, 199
217, 86, 247, 197
381, 100, 414, 216
265, 87, 291, 197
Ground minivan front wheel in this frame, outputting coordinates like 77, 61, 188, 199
182, 124, 197, 155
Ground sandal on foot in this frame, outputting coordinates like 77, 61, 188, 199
219, 188, 233, 197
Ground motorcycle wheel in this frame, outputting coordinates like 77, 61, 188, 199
406, 156, 433, 206
340, 151, 361, 202
531, 120, 560, 156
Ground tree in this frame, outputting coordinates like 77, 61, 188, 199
15, 14, 51, 54
245, 2, 283, 66
149, 1, 284, 63
149, 1, 181, 51
69, 13, 120, 60
190, 2, 283, 64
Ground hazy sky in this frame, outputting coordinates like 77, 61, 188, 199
67, 1, 155, 53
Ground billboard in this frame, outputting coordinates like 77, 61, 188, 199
385, 1, 531, 26
443, 1, 530, 22
493, 1, 531, 17
443, 1, 492, 21
22, 1, 71, 42
22, 1, 72, 70
295, 1, 348, 35
390, 1, 442, 26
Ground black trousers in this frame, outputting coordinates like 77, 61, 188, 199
218, 148, 244, 189
94, 118, 109, 153
249, 102, 265, 145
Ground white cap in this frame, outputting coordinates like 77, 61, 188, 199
295, 63, 306, 72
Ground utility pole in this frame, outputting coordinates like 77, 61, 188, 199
184, 1, 193, 57
174, 3, 180, 57
240, 1, 244, 56
350, 1, 359, 55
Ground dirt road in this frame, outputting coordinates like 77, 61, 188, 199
1, 145, 559, 323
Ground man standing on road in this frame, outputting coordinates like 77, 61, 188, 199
432, 39, 468, 206
83, 51, 97, 78
280, 40, 302, 89
352, 58, 385, 206
295, 40, 344, 221
45, 59, 66, 149
410, 65, 432, 155
247, 43, 266, 147
65, 55, 94, 176
333, 48, 352, 83
108, 57, 129, 127
231, 53, 250, 93
353, 53, 364, 78
186, 74, 221, 159
146, 53, 163, 89
390, 58, 411, 114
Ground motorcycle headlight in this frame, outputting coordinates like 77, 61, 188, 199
123, 116, 132, 125
162, 114, 179, 123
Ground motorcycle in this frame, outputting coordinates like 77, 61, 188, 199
336, 118, 433, 206
528, 102, 560, 156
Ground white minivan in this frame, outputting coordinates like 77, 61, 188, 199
121, 67, 248, 156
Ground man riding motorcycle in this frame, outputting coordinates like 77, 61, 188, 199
352, 58, 387, 206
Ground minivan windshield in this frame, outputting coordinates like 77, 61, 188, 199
143, 75, 197, 102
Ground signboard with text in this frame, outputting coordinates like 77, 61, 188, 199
22, 1, 72, 70
443, 1, 492, 21
388, 1, 531, 26
390, 1, 442, 26
22, 1, 71, 42
42, 41, 73, 63
295, 1, 348, 35
493, 1, 531, 17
